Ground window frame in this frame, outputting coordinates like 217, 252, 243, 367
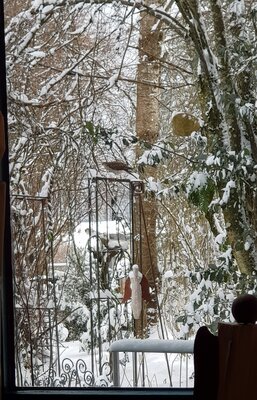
0, 0, 194, 398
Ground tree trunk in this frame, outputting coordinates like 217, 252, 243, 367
134, 7, 162, 337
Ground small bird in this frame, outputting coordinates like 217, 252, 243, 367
102, 160, 133, 174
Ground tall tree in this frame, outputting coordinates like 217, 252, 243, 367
134, 3, 163, 337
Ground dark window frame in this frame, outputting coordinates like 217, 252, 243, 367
0, 0, 194, 398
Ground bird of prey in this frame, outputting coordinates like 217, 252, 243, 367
102, 160, 133, 173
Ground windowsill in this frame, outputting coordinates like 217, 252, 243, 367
4, 387, 194, 399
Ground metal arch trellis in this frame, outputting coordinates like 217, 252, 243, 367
11, 194, 61, 387
86, 176, 145, 376
11, 176, 145, 387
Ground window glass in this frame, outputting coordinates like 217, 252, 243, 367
6, 0, 257, 394
4, 1, 198, 386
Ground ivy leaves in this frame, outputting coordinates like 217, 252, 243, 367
84, 120, 138, 150
188, 176, 215, 214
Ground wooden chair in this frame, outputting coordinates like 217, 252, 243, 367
193, 294, 257, 400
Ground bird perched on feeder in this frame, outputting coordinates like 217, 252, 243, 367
102, 160, 133, 174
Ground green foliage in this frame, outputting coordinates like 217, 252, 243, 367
188, 177, 215, 214
85, 121, 97, 144
84, 120, 137, 150
175, 265, 257, 338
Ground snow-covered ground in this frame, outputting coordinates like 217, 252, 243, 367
58, 329, 195, 388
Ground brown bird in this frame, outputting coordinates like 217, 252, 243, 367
102, 160, 133, 173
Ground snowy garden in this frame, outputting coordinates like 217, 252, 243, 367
5, 0, 257, 389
